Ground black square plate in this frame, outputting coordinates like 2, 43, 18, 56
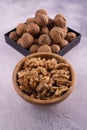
4, 27, 81, 56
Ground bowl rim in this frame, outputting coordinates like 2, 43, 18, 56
12, 52, 76, 104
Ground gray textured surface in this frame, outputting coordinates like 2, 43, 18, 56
0, 0, 87, 130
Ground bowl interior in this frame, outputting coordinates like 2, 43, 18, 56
12, 52, 76, 104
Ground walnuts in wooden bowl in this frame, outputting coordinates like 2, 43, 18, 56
12, 52, 76, 104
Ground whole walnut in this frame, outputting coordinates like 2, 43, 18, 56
65, 32, 76, 42
50, 44, 60, 53
25, 17, 36, 24
54, 14, 66, 28
38, 34, 51, 45
50, 27, 63, 43
37, 45, 51, 52
16, 23, 26, 36
26, 23, 40, 36
35, 9, 48, 17
36, 14, 48, 27
47, 18, 54, 30
17, 33, 34, 48
9, 31, 19, 41
40, 26, 49, 34
29, 44, 40, 53
59, 39, 68, 48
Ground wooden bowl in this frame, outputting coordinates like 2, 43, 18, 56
12, 52, 76, 104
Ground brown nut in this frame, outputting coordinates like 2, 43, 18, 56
37, 45, 51, 52
9, 31, 19, 41
16, 23, 26, 36
17, 33, 34, 48
65, 32, 76, 42
50, 27, 63, 43
54, 14, 66, 28
40, 26, 49, 34
50, 44, 60, 53
59, 39, 68, 48
26, 23, 40, 36
35, 9, 48, 17
36, 14, 48, 27
38, 34, 51, 45
25, 17, 36, 24
47, 18, 54, 30
29, 44, 40, 53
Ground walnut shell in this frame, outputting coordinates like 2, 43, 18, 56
26, 17, 36, 24
54, 14, 66, 28
50, 27, 63, 43
50, 44, 60, 53
65, 32, 76, 42
38, 34, 51, 45
16, 23, 26, 36
59, 39, 68, 48
40, 26, 49, 34
37, 45, 51, 52
29, 44, 40, 53
47, 18, 54, 30
9, 31, 19, 41
35, 9, 48, 17
36, 14, 48, 27
26, 23, 40, 36
17, 33, 34, 48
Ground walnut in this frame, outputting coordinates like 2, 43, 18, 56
45, 58, 58, 70
54, 14, 66, 28
40, 26, 49, 34
9, 31, 19, 41
36, 14, 48, 27
51, 69, 70, 80
65, 32, 76, 42
59, 39, 68, 48
26, 23, 40, 36
25, 17, 36, 24
35, 9, 48, 17
20, 85, 32, 95
16, 23, 26, 36
50, 27, 63, 43
17, 57, 72, 100
55, 86, 68, 96
29, 44, 40, 53
17, 33, 34, 48
55, 63, 70, 70
38, 34, 51, 45
47, 18, 54, 30
56, 78, 72, 87
37, 45, 51, 52
50, 44, 60, 53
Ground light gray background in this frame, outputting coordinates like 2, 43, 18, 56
0, 0, 87, 130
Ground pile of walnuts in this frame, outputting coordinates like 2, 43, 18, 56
9, 9, 76, 54
17, 57, 72, 100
